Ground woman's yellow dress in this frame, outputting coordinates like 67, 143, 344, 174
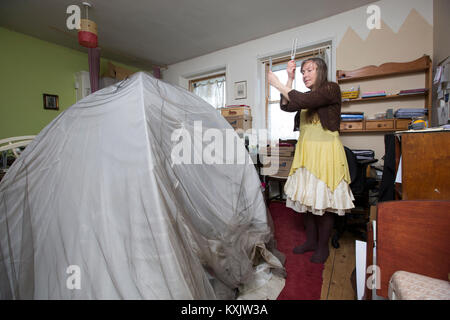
284, 110, 355, 216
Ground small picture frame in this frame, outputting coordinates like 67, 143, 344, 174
43, 94, 59, 110
234, 81, 247, 100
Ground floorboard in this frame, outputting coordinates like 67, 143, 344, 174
321, 232, 357, 300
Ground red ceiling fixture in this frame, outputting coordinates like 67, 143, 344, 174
78, 2, 98, 48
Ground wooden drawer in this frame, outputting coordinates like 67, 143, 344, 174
365, 120, 394, 130
396, 119, 411, 130
340, 121, 363, 131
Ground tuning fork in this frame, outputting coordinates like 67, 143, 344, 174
291, 38, 298, 60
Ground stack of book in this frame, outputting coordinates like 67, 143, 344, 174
341, 86, 360, 100
361, 90, 386, 98
341, 112, 364, 122
398, 88, 428, 95
394, 108, 428, 119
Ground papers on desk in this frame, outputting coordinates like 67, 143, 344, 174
395, 126, 450, 134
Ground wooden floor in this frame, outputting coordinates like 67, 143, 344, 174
321, 232, 358, 300
267, 192, 360, 300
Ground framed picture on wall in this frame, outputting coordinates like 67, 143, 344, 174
43, 94, 59, 110
234, 81, 247, 100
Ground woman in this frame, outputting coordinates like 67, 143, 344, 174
268, 57, 354, 264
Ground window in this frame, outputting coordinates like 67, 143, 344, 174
267, 61, 309, 141
189, 74, 226, 109
265, 46, 331, 141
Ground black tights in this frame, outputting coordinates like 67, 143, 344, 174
293, 212, 334, 264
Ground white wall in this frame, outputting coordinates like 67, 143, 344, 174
163, 0, 433, 136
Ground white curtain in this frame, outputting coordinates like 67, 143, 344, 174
323, 46, 332, 81
192, 76, 226, 109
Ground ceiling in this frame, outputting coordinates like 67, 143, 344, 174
0, 0, 377, 69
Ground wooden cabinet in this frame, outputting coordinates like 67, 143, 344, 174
340, 121, 363, 131
396, 131, 450, 200
340, 119, 421, 132
365, 120, 394, 131
337, 56, 432, 133
395, 119, 410, 130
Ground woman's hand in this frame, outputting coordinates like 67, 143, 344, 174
268, 70, 281, 88
268, 70, 292, 101
287, 60, 296, 80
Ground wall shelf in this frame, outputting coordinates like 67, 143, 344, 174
337, 56, 431, 83
342, 92, 427, 104
337, 55, 432, 133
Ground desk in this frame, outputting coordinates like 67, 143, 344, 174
395, 131, 450, 200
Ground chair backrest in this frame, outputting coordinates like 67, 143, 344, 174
376, 200, 450, 298
344, 146, 358, 185
0, 136, 36, 159
0, 136, 36, 150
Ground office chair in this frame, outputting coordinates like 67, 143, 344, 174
331, 147, 378, 249
378, 134, 396, 202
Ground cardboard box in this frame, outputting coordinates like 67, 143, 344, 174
261, 155, 293, 177
104, 62, 135, 80
259, 145, 295, 157
221, 105, 251, 117
225, 115, 252, 131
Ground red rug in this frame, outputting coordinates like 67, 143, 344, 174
269, 202, 324, 300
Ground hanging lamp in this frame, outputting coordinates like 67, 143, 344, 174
78, 2, 98, 48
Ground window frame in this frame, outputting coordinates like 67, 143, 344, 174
188, 72, 227, 109
264, 47, 330, 130
188, 73, 226, 92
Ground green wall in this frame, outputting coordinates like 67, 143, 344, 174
0, 27, 142, 139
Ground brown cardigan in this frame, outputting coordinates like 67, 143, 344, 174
280, 82, 342, 132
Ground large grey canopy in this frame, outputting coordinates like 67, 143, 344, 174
0, 72, 284, 299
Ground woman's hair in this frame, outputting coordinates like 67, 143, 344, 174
301, 57, 329, 123
301, 57, 328, 91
